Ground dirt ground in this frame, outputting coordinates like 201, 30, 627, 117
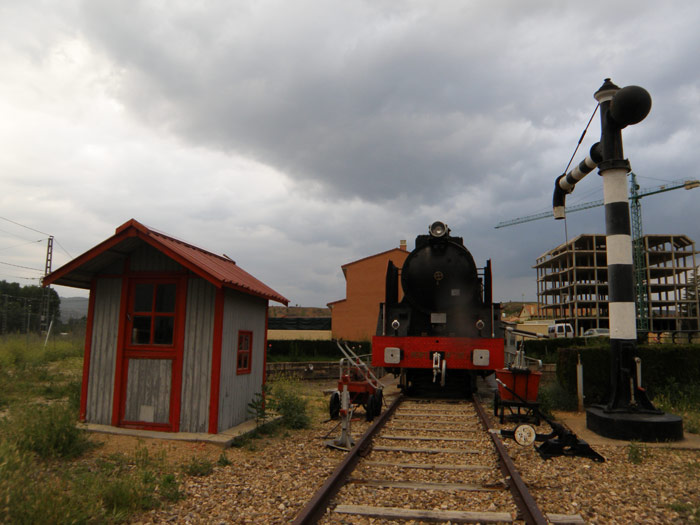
84, 432, 227, 465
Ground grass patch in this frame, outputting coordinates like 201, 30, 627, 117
216, 452, 232, 467
652, 380, 700, 434
0, 441, 102, 524
159, 473, 184, 503
267, 376, 311, 430
181, 456, 214, 477
627, 441, 650, 465
0, 334, 83, 368
0, 335, 188, 523
536, 381, 578, 417
667, 501, 700, 522
1, 402, 94, 459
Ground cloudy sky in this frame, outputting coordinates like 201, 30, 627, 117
2, 1, 699, 307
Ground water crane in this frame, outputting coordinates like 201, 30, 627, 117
495, 174, 700, 330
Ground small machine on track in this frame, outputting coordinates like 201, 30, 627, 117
494, 351, 604, 462
494, 350, 543, 425
326, 341, 384, 450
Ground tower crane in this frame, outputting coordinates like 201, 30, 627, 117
495, 174, 700, 330
495, 175, 699, 229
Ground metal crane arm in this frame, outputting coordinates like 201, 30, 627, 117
495, 176, 699, 229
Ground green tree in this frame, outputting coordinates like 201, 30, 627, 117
0, 281, 60, 334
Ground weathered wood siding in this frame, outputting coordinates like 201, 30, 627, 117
123, 359, 172, 423
218, 290, 267, 431
179, 278, 216, 433
85, 278, 121, 424
129, 244, 183, 272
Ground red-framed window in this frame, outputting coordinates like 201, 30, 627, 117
128, 281, 178, 347
237, 330, 252, 374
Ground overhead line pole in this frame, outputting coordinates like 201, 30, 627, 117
40, 235, 54, 334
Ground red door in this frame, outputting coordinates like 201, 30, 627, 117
117, 278, 186, 431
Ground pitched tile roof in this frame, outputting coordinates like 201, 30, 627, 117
44, 219, 288, 305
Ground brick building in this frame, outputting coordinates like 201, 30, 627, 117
328, 242, 409, 341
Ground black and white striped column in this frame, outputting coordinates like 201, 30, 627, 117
553, 143, 602, 219
602, 168, 637, 341
586, 80, 682, 441
593, 79, 655, 411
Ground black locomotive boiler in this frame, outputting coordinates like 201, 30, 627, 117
372, 221, 504, 395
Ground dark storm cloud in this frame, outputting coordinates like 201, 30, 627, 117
72, 0, 700, 304
77, 1, 636, 206
5, 0, 697, 304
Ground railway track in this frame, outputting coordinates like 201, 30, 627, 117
293, 394, 585, 524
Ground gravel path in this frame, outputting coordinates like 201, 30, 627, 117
98, 390, 700, 524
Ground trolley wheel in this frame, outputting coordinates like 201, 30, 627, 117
373, 389, 383, 417
329, 391, 340, 420
365, 394, 377, 421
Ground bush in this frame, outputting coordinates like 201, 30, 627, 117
269, 379, 310, 429
537, 381, 578, 417
247, 386, 269, 426
523, 337, 589, 363
555, 343, 700, 407
556, 346, 610, 405
2, 402, 92, 459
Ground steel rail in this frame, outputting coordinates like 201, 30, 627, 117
473, 396, 548, 525
292, 394, 403, 525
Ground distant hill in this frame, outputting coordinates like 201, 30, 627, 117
60, 297, 89, 322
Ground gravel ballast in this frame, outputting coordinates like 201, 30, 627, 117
95, 390, 700, 524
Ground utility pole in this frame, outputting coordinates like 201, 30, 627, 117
40, 235, 54, 333
1, 294, 7, 335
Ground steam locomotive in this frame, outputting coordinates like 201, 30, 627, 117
371, 221, 504, 395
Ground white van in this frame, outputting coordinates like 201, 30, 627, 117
548, 323, 574, 339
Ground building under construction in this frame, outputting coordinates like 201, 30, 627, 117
535, 233, 699, 335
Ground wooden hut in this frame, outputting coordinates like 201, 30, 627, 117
44, 219, 288, 434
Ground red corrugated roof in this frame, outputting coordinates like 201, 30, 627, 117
44, 219, 288, 305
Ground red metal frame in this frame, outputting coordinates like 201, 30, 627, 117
236, 330, 253, 374
79, 279, 97, 422
208, 287, 225, 434
371, 335, 504, 370
114, 272, 187, 432
337, 374, 378, 395
496, 368, 542, 402
262, 304, 269, 410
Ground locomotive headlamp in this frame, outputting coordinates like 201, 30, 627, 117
476, 319, 485, 331
391, 319, 400, 330
429, 221, 448, 238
